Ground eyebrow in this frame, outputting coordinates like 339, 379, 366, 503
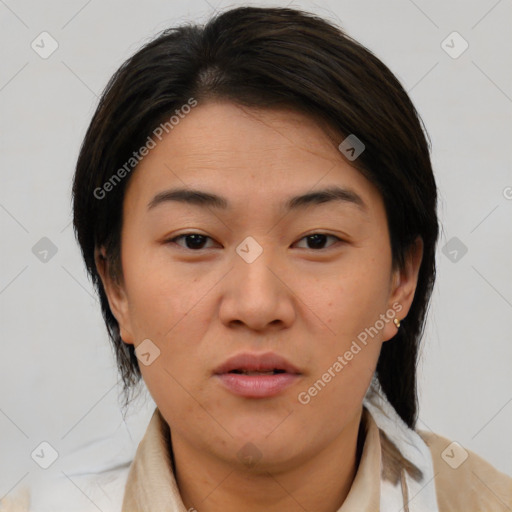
147, 185, 367, 213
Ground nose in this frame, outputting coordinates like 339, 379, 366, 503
218, 242, 296, 332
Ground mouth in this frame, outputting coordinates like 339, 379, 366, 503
227, 369, 287, 375
213, 352, 302, 398
213, 351, 301, 375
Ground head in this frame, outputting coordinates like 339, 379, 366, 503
72, 6, 438, 464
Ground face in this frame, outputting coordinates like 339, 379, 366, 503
98, 100, 422, 472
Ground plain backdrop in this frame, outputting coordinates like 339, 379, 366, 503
1, 0, 511, 503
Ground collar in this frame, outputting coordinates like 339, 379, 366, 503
122, 382, 439, 511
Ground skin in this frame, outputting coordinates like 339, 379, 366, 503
96, 100, 423, 512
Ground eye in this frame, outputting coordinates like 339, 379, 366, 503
167, 233, 218, 250
166, 232, 343, 251
293, 233, 342, 250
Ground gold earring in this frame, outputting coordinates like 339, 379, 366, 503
393, 318, 401, 329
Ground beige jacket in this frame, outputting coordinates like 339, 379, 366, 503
120, 406, 512, 511
1, 402, 511, 511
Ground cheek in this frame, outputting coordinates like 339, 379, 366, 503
321, 264, 391, 333
300, 281, 385, 415
302, 354, 378, 424
122, 247, 204, 338
303, 255, 392, 385
122, 249, 216, 376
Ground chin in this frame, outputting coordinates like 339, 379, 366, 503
224, 409, 293, 438
229, 440, 306, 476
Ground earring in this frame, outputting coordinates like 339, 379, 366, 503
393, 318, 401, 329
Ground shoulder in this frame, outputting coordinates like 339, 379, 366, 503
0, 485, 30, 512
418, 429, 512, 512
0, 467, 130, 512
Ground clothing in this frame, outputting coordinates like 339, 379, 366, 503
2, 385, 511, 511
121, 383, 512, 511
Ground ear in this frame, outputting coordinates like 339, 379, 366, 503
382, 236, 424, 342
94, 246, 135, 345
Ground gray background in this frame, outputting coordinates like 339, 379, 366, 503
1, 0, 511, 505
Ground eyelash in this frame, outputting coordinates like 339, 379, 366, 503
166, 232, 344, 251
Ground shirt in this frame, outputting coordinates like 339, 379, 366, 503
2, 385, 511, 511
119, 409, 512, 511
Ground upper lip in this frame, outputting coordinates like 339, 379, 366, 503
213, 352, 301, 375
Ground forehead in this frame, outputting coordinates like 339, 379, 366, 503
123, 101, 383, 216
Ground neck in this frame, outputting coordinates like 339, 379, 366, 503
171, 408, 365, 512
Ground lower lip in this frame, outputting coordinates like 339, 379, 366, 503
215, 373, 300, 398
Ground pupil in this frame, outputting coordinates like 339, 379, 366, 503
186, 234, 206, 249
308, 234, 327, 249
